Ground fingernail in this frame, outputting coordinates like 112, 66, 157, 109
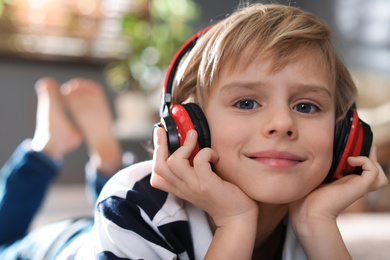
153, 125, 161, 147
35, 78, 48, 91
187, 129, 196, 139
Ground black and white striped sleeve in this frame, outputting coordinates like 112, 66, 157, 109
92, 160, 196, 260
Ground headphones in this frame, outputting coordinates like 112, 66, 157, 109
154, 26, 373, 182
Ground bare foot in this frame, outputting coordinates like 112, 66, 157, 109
31, 78, 82, 160
61, 79, 122, 175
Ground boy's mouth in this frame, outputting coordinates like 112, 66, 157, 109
248, 150, 305, 169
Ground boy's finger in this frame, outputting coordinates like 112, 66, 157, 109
374, 167, 388, 191
193, 148, 219, 178
153, 127, 169, 163
175, 129, 198, 159
368, 146, 378, 161
152, 127, 185, 187
347, 156, 387, 192
150, 170, 174, 192
183, 129, 197, 145
167, 130, 198, 175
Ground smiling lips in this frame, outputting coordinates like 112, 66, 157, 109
248, 150, 305, 168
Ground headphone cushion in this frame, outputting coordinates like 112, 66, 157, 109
330, 109, 354, 176
325, 108, 373, 182
160, 114, 181, 155
182, 103, 211, 150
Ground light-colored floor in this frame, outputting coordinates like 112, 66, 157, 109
337, 213, 390, 260
31, 184, 94, 229
33, 184, 390, 259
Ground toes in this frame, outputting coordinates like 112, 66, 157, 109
35, 77, 60, 94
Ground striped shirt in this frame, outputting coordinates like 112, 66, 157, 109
90, 160, 306, 260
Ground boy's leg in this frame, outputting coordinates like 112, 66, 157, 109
61, 79, 123, 199
31, 78, 82, 159
0, 78, 82, 246
0, 141, 60, 246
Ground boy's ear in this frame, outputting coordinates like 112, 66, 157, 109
325, 106, 373, 183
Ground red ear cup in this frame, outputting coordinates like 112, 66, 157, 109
325, 108, 373, 183
159, 103, 211, 160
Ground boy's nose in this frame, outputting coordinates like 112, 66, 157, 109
262, 106, 296, 139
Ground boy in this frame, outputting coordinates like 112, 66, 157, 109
94, 3, 387, 260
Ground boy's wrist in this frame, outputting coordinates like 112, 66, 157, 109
291, 216, 351, 260
291, 214, 337, 240
211, 203, 259, 230
206, 210, 258, 260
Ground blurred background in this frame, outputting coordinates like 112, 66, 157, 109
0, 0, 389, 257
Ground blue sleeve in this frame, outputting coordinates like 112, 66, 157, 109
0, 139, 61, 245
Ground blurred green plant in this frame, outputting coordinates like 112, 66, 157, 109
105, 0, 201, 94
0, 1, 2, 16
0, 0, 12, 17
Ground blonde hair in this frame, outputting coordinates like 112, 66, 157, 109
172, 4, 357, 122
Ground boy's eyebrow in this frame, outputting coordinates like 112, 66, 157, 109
292, 84, 333, 98
219, 81, 265, 94
219, 81, 332, 98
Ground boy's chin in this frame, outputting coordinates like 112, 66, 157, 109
250, 189, 313, 205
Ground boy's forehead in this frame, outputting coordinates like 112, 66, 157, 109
213, 48, 334, 95
219, 46, 332, 82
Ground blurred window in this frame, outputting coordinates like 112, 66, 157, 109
0, 0, 137, 62
335, 0, 390, 73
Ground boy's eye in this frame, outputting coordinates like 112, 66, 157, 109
293, 103, 318, 113
235, 99, 260, 110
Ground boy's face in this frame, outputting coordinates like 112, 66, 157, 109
204, 50, 335, 204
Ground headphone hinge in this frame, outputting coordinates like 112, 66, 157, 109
160, 93, 172, 117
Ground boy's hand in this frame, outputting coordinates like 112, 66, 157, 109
288, 147, 388, 259
290, 147, 387, 223
151, 128, 258, 226
151, 128, 258, 259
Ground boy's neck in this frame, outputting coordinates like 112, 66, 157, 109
207, 203, 288, 257
252, 203, 288, 259
255, 203, 288, 246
